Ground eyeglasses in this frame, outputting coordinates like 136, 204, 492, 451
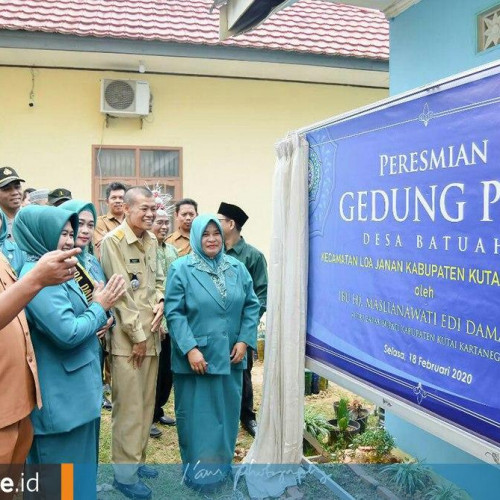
217, 218, 229, 222
154, 221, 169, 226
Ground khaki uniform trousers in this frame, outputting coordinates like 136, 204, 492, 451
0, 416, 33, 499
111, 355, 158, 484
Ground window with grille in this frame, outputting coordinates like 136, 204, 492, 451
92, 145, 182, 215
478, 5, 500, 52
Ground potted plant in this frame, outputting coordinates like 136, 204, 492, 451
328, 398, 360, 444
257, 320, 266, 361
348, 399, 370, 432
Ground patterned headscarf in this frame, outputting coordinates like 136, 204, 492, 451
189, 214, 225, 270
60, 200, 97, 265
189, 214, 229, 300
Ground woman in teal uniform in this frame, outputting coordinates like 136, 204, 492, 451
60, 200, 115, 451
165, 214, 260, 492
0, 208, 24, 273
13, 205, 124, 499
61, 200, 106, 283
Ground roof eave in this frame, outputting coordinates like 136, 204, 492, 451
0, 29, 388, 73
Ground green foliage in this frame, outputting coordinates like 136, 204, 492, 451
382, 459, 432, 495
334, 398, 350, 431
303, 406, 334, 442
350, 427, 395, 460
425, 482, 465, 500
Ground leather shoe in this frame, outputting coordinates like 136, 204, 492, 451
102, 395, 112, 411
149, 424, 162, 439
113, 479, 151, 499
184, 476, 225, 494
158, 415, 176, 426
241, 419, 257, 438
138, 465, 158, 479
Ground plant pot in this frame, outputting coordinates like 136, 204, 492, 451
333, 402, 370, 433
304, 369, 312, 395
327, 419, 361, 445
318, 377, 329, 391
352, 409, 370, 433
257, 339, 265, 361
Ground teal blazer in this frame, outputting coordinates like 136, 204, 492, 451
0, 239, 25, 275
20, 262, 107, 435
165, 254, 260, 375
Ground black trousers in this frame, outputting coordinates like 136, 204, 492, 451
153, 337, 173, 422
240, 348, 256, 423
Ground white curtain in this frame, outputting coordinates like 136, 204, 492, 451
241, 131, 309, 496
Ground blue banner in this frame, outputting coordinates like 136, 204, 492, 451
306, 68, 500, 445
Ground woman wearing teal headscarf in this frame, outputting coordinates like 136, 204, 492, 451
165, 214, 260, 492
60, 200, 104, 282
13, 205, 125, 499
0, 208, 25, 274
60, 200, 113, 342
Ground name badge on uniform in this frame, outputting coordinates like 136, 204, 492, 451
130, 273, 140, 290
130, 258, 140, 263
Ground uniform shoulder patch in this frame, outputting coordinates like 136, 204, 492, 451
102, 228, 124, 242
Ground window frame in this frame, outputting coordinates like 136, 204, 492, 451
92, 145, 183, 215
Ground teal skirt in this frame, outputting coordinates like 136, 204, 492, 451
174, 370, 243, 487
27, 419, 99, 500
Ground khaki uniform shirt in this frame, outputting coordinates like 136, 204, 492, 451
100, 220, 165, 356
93, 212, 123, 257
0, 254, 41, 428
165, 230, 191, 257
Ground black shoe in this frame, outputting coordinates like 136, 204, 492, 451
241, 419, 257, 438
138, 465, 159, 479
184, 476, 225, 494
113, 479, 152, 499
149, 424, 162, 439
102, 395, 112, 411
158, 415, 176, 426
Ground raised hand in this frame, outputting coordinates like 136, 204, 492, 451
31, 247, 82, 287
93, 274, 126, 311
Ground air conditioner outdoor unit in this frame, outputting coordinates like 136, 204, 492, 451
100, 79, 150, 117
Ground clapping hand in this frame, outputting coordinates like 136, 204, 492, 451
93, 274, 126, 311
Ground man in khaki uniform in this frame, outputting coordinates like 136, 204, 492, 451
94, 182, 127, 405
100, 186, 164, 500
165, 197, 198, 256
94, 182, 127, 258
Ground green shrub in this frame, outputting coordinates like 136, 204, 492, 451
382, 459, 432, 495
350, 427, 395, 460
303, 407, 333, 443
425, 482, 465, 500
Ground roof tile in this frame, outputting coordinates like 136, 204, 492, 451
0, 0, 388, 60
